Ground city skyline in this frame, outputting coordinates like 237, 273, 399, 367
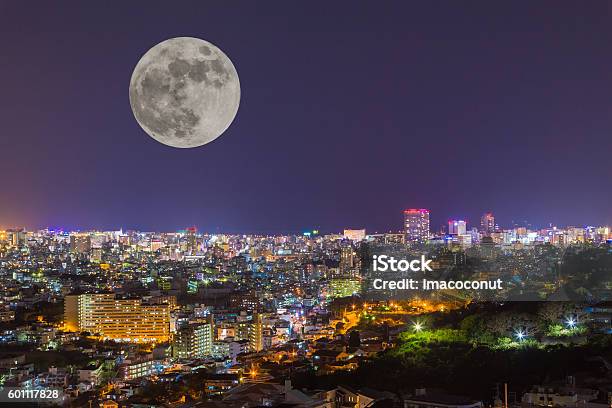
1, 207, 609, 237
2, 220, 608, 405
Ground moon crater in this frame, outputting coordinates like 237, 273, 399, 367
129, 37, 240, 148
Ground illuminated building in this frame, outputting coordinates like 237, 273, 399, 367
70, 233, 91, 254
150, 240, 164, 252
6, 229, 26, 247
173, 322, 213, 358
0, 309, 15, 322
212, 341, 231, 359
157, 277, 172, 290
448, 220, 467, 235
329, 278, 361, 298
184, 226, 198, 253
566, 227, 585, 243
339, 246, 356, 275
90, 233, 107, 248
458, 234, 473, 247
237, 313, 263, 352
118, 357, 160, 380
216, 325, 236, 340
90, 247, 103, 262
403, 209, 430, 243
64, 294, 170, 342
343, 229, 366, 241
250, 313, 263, 352
480, 212, 495, 235
118, 234, 131, 246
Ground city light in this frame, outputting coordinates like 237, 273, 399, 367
3, 3, 612, 404
0, 222, 608, 402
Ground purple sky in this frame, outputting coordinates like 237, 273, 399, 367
1, 2, 611, 234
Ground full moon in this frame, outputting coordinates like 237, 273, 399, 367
129, 37, 240, 148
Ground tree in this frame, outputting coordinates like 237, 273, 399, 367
537, 303, 567, 324
348, 330, 361, 348
460, 314, 494, 344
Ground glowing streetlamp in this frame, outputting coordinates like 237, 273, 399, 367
413, 321, 423, 332
514, 329, 526, 341
246, 363, 258, 379
565, 317, 576, 328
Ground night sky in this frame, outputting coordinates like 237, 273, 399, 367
1, 2, 611, 234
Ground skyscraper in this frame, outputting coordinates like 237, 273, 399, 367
173, 322, 213, 358
339, 246, 355, 275
480, 212, 495, 235
448, 220, 467, 235
403, 209, 430, 243
237, 313, 264, 352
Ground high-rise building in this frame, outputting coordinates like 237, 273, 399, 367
448, 220, 467, 235
480, 212, 495, 235
6, 229, 26, 247
184, 226, 198, 253
403, 209, 430, 243
249, 313, 263, 352
236, 313, 263, 352
173, 322, 213, 359
63, 295, 79, 332
64, 294, 170, 342
339, 246, 356, 275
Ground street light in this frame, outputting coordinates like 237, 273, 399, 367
514, 329, 526, 341
565, 317, 576, 328
413, 321, 423, 332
